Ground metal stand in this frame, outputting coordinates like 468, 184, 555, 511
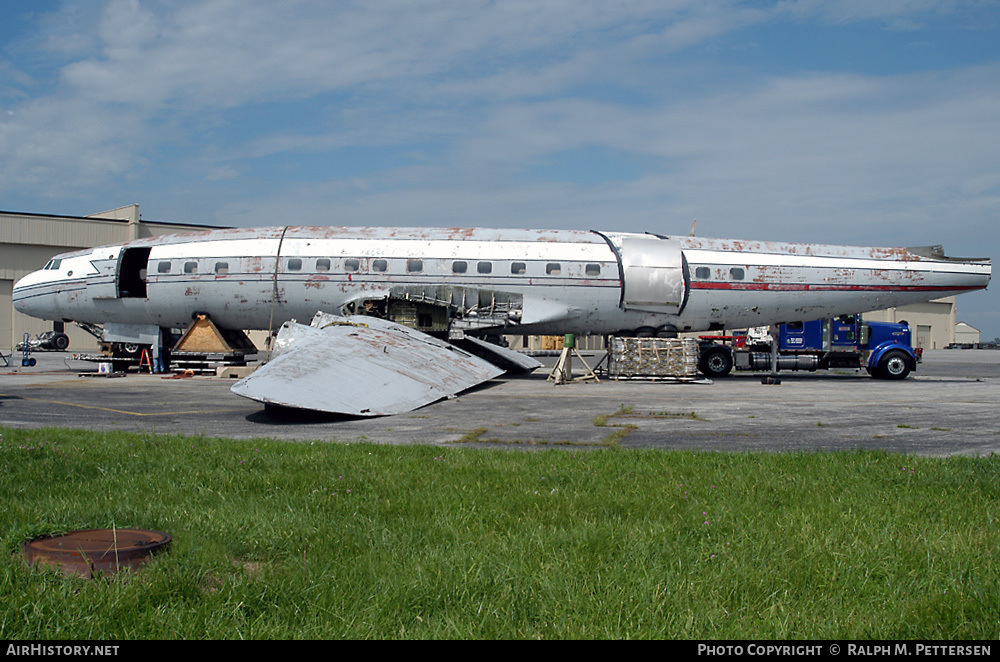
761, 330, 781, 385
547, 335, 599, 385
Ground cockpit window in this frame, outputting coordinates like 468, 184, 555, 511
45, 259, 62, 270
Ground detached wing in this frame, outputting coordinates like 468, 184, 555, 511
231, 314, 505, 416
452, 335, 542, 373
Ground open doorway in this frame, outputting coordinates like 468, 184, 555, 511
117, 247, 151, 298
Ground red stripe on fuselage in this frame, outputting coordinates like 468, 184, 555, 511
689, 282, 984, 292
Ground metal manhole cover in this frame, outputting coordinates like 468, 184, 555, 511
21, 528, 171, 578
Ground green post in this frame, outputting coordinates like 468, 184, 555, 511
564, 334, 575, 349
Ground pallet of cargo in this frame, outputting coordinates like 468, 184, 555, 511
603, 337, 701, 381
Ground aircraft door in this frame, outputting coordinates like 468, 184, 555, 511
617, 236, 687, 313
84, 245, 124, 300
117, 247, 152, 298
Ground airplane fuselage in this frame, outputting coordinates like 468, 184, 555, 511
12, 226, 992, 338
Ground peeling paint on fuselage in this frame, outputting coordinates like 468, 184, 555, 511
12, 226, 992, 336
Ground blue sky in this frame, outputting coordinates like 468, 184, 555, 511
2, 1, 998, 338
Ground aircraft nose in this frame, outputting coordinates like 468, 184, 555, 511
12, 271, 52, 318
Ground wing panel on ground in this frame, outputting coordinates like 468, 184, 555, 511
231, 313, 504, 416
453, 336, 543, 373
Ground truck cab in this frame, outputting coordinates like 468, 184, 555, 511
698, 315, 919, 380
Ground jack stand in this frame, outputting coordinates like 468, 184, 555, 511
547, 334, 599, 385
761, 332, 781, 385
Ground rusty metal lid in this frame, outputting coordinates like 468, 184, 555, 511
21, 528, 171, 578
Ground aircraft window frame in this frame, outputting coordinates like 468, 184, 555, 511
157, 261, 171, 274
477, 261, 492, 274
546, 262, 562, 275
184, 261, 198, 274
695, 266, 710, 279
585, 263, 601, 276
372, 259, 388, 272
730, 267, 745, 281
452, 261, 468, 274
511, 262, 526, 275
344, 258, 360, 272
288, 258, 303, 271
316, 258, 331, 272
407, 259, 423, 273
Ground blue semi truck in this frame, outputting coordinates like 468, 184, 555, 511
697, 315, 920, 380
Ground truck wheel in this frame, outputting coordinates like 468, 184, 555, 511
699, 346, 733, 377
875, 350, 911, 380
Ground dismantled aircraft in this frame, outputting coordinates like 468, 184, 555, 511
12, 226, 991, 415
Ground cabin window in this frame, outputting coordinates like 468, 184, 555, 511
184, 261, 198, 274
373, 259, 388, 272
730, 267, 745, 280
477, 261, 492, 274
511, 262, 526, 275
407, 259, 423, 273
344, 258, 360, 272
157, 261, 171, 274
546, 262, 562, 275
695, 266, 710, 279
288, 258, 302, 271
452, 261, 468, 274
215, 262, 229, 275
316, 258, 331, 271
585, 263, 601, 276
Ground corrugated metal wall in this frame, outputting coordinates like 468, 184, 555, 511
1, 206, 220, 353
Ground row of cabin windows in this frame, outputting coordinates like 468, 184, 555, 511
154, 258, 604, 277
694, 266, 745, 281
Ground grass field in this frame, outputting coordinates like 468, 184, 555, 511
1, 425, 997, 639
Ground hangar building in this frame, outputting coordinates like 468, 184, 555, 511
2, 206, 221, 354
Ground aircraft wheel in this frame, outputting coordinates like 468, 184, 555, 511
635, 326, 657, 338
875, 351, 911, 380
112, 342, 144, 360
53, 333, 70, 350
698, 346, 733, 377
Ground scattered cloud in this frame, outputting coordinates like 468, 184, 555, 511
1, 0, 998, 334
